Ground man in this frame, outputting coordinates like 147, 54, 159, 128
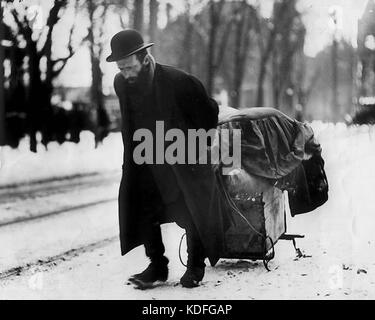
107, 29, 228, 289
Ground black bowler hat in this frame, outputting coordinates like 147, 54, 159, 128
106, 29, 154, 62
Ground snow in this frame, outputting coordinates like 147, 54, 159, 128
0, 132, 123, 187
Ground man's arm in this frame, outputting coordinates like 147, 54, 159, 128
113, 73, 124, 105
114, 73, 130, 168
176, 74, 219, 131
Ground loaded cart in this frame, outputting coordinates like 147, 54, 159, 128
211, 106, 328, 270
218, 176, 304, 271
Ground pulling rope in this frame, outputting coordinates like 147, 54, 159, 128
216, 173, 275, 268
178, 232, 187, 267
216, 171, 265, 239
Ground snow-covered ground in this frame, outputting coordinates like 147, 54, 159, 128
0, 132, 123, 187
1, 123, 375, 299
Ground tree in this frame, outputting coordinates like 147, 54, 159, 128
116, 0, 130, 29
254, 0, 299, 107
206, 0, 235, 96
230, 1, 256, 108
166, 2, 172, 25
179, 0, 195, 73
156, 1, 205, 78
7, 0, 83, 151
149, 0, 159, 53
86, 0, 110, 146
3, 24, 28, 147
271, 0, 306, 113
133, 0, 144, 32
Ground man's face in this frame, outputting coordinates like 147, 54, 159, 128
116, 55, 143, 85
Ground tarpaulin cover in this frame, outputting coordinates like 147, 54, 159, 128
217, 106, 321, 180
216, 106, 327, 216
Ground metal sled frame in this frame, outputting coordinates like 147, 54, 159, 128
262, 208, 306, 271
178, 181, 305, 271
220, 207, 305, 271
178, 210, 305, 271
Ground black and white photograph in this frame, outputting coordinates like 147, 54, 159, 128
0, 0, 375, 303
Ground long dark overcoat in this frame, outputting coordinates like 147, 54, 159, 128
114, 63, 228, 266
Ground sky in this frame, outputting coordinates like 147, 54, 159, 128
6, 0, 371, 88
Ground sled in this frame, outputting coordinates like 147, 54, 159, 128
215, 106, 308, 270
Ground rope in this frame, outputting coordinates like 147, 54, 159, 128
217, 172, 265, 239
178, 232, 187, 267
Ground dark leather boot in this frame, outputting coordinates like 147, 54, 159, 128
180, 266, 205, 288
129, 256, 169, 287
180, 225, 206, 288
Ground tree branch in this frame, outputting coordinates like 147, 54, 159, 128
97, 3, 110, 58
41, 0, 68, 56
215, 12, 235, 70
11, 8, 33, 45
50, 0, 81, 78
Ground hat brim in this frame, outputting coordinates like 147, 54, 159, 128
106, 43, 154, 62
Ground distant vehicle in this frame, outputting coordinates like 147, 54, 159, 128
351, 96, 375, 125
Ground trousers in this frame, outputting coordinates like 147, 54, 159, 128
140, 194, 206, 268
135, 164, 206, 268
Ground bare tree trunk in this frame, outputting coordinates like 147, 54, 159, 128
207, 0, 232, 96
27, 42, 42, 152
149, 0, 158, 37
87, 0, 109, 146
360, 59, 368, 97
256, 29, 276, 107
181, 1, 193, 73
272, 49, 280, 108
256, 0, 293, 107
166, 2, 172, 25
149, 0, 158, 54
256, 55, 269, 107
332, 37, 338, 117
0, 2, 5, 146
133, 0, 144, 33
231, 9, 244, 108
87, 1, 103, 112
207, 1, 218, 96
231, 2, 253, 108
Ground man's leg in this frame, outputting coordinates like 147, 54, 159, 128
129, 221, 169, 286
142, 221, 168, 263
170, 197, 207, 288
186, 222, 206, 270
129, 167, 169, 286
180, 218, 206, 288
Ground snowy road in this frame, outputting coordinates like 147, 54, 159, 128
1, 124, 375, 299
0, 172, 120, 277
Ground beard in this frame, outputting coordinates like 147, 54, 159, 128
124, 63, 151, 95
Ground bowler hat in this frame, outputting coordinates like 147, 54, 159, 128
106, 29, 154, 62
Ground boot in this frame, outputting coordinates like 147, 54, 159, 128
180, 226, 206, 288
180, 266, 205, 288
129, 256, 169, 288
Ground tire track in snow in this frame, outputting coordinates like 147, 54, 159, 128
0, 197, 117, 227
0, 171, 120, 227
0, 236, 117, 280
0, 171, 120, 204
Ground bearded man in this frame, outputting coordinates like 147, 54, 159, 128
107, 29, 228, 289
